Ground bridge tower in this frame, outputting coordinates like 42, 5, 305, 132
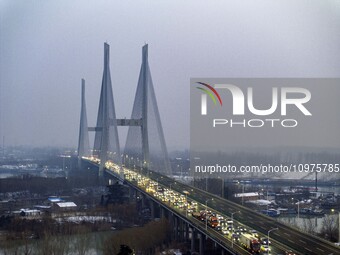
92, 43, 122, 177
77, 43, 171, 178
124, 44, 171, 176
77, 79, 90, 168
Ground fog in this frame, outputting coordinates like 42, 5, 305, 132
1, 0, 340, 150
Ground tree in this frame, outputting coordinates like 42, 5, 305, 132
73, 225, 91, 255
301, 217, 317, 235
117, 245, 133, 255
320, 215, 338, 242
103, 218, 170, 255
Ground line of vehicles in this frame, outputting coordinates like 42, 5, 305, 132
191, 210, 266, 254
103, 161, 297, 255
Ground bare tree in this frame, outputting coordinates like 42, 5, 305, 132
73, 225, 91, 255
37, 231, 70, 255
103, 218, 170, 255
320, 215, 338, 242
301, 217, 317, 234
21, 231, 32, 255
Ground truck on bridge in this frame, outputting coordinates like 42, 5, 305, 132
208, 215, 219, 228
239, 233, 261, 254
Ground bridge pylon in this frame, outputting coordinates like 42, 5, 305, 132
124, 44, 171, 176
77, 43, 171, 178
92, 43, 122, 178
77, 79, 90, 169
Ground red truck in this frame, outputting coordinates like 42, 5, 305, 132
239, 233, 261, 254
208, 216, 219, 228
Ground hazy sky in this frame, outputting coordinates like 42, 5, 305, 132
1, 0, 340, 150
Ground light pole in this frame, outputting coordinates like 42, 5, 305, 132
338, 211, 340, 243
242, 184, 245, 206
176, 157, 182, 180
205, 198, 213, 230
170, 182, 176, 193
185, 193, 188, 218
267, 227, 278, 255
231, 211, 240, 248
183, 190, 189, 218
293, 198, 301, 219
266, 189, 270, 212
332, 209, 340, 242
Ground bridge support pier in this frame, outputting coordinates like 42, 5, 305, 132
150, 200, 155, 218
129, 187, 136, 202
178, 217, 181, 241
160, 206, 166, 218
179, 219, 186, 242
169, 213, 174, 240
141, 193, 146, 208
191, 227, 195, 252
185, 223, 189, 241
174, 216, 179, 241
199, 233, 205, 255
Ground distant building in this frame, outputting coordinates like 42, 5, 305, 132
55, 202, 77, 211
47, 196, 64, 204
234, 192, 259, 201
46, 197, 77, 212
13, 208, 41, 217
34, 205, 51, 213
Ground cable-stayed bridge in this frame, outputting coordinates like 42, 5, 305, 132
76, 43, 339, 255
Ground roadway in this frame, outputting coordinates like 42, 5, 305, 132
143, 168, 340, 255
84, 158, 340, 255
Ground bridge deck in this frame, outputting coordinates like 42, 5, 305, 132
84, 158, 340, 255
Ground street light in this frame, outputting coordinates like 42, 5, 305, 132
331, 209, 340, 242
267, 227, 278, 255
292, 198, 301, 219
183, 190, 190, 218
205, 198, 214, 230
231, 211, 240, 248
338, 211, 340, 243
170, 182, 176, 193
242, 184, 245, 206
185, 193, 188, 218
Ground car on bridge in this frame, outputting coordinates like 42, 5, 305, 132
260, 237, 271, 245
221, 227, 229, 235
226, 219, 233, 225
237, 226, 247, 233
260, 244, 271, 253
231, 233, 240, 242
248, 229, 258, 238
